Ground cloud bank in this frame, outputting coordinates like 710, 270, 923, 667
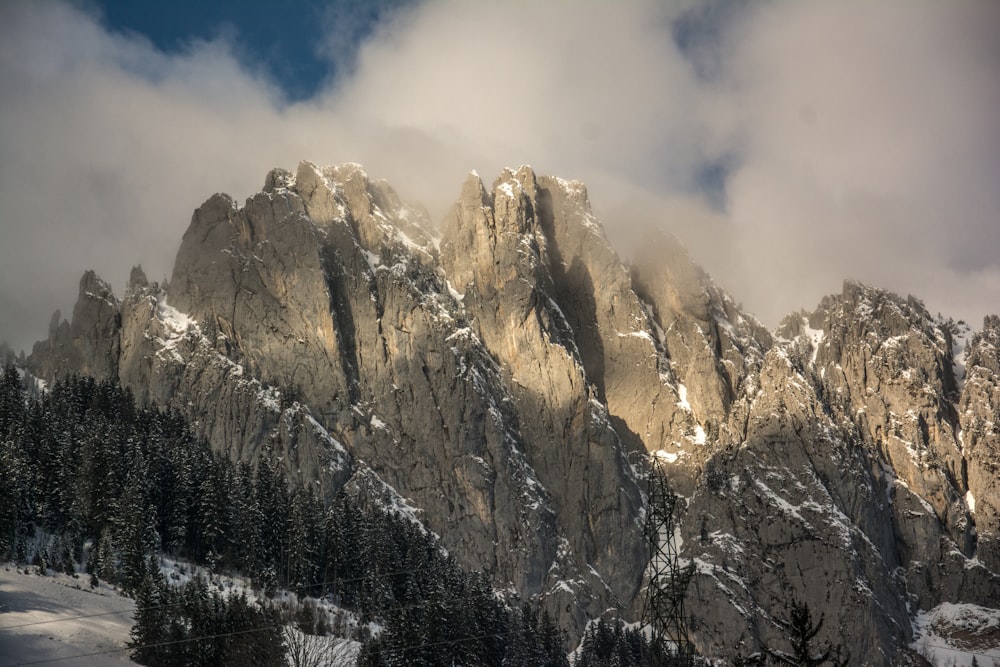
1, 0, 998, 352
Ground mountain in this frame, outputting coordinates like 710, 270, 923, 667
24, 161, 1000, 665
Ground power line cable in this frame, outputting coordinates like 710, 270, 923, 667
0, 605, 139, 630
0, 622, 286, 667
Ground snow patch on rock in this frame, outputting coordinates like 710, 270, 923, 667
912, 602, 1000, 666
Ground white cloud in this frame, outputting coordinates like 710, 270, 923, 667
706, 0, 1000, 325
0, 0, 998, 352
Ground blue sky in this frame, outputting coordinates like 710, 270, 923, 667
93, 0, 410, 101
1, 1, 999, 352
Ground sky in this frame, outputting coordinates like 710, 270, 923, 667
1, 0, 999, 354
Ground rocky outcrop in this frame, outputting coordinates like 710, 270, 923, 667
631, 232, 772, 492
797, 284, 991, 607
708, 282, 1000, 663
439, 167, 646, 623
960, 316, 1000, 572
686, 341, 917, 663
24, 162, 1000, 664
28, 270, 120, 381
28, 162, 653, 636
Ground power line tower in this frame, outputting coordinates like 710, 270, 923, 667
641, 453, 696, 666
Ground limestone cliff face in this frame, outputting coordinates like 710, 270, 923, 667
29, 271, 121, 381
439, 167, 648, 623
802, 285, 983, 604
960, 316, 1000, 573
687, 323, 919, 662
24, 163, 1000, 664
28, 162, 653, 635
692, 282, 999, 664
631, 232, 772, 494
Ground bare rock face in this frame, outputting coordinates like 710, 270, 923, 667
28, 270, 120, 381
799, 283, 986, 606
529, 174, 674, 459
439, 167, 646, 627
26, 161, 650, 635
161, 163, 588, 618
960, 315, 1000, 572
25, 162, 1000, 663
168, 186, 351, 412
686, 343, 917, 664
698, 281, 1000, 664
630, 232, 772, 491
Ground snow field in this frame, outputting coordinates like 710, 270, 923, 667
0, 564, 138, 667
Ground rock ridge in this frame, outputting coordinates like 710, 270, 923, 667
23, 161, 1000, 664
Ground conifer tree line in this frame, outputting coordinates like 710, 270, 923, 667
0, 367, 574, 665
129, 571, 285, 667
574, 617, 690, 667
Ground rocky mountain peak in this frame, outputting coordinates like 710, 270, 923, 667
967, 314, 1000, 375
21, 163, 1000, 664
127, 265, 149, 292
632, 230, 710, 325
28, 269, 120, 381
629, 229, 771, 437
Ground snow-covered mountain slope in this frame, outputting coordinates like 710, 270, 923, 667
24, 162, 1000, 664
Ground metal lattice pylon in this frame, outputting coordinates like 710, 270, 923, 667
641, 454, 696, 666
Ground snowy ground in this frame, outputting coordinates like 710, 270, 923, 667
0, 565, 138, 667
0, 558, 368, 667
912, 602, 1000, 667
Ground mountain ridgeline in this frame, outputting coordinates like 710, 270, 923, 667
25, 162, 1000, 664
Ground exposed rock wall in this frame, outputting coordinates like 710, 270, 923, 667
960, 316, 1000, 573
25, 162, 1000, 664
29, 271, 121, 381
439, 167, 649, 623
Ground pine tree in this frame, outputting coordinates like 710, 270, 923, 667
504, 603, 544, 667
181, 576, 218, 666
576, 617, 658, 667
762, 599, 849, 667
324, 493, 362, 604
357, 513, 395, 619
54, 420, 82, 533
233, 461, 266, 581
356, 635, 388, 667
52, 533, 75, 574
75, 409, 122, 538
129, 560, 170, 666
539, 608, 570, 667
220, 592, 285, 667
95, 526, 118, 583
117, 449, 160, 593
0, 375, 31, 555
198, 456, 231, 570
0, 436, 30, 559
253, 457, 289, 582
0, 364, 25, 435
286, 488, 320, 593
